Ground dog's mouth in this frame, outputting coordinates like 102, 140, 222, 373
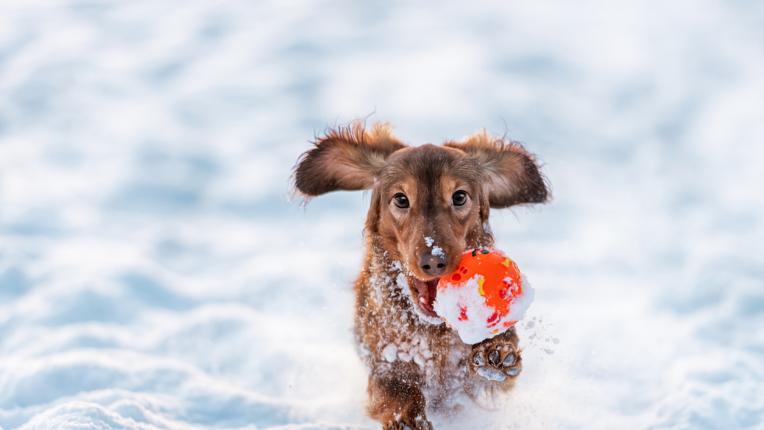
412, 277, 440, 318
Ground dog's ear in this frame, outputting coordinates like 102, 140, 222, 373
294, 122, 406, 197
445, 132, 549, 208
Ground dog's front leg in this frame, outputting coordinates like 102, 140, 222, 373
469, 326, 523, 382
367, 361, 433, 430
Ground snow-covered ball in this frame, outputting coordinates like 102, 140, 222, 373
433, 248, 534, 345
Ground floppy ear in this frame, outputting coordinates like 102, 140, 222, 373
293, 122, 406, 196
445, 131, 549, 208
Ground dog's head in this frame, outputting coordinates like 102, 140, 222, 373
294, 122, 548, 320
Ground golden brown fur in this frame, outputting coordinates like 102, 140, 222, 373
294, 122, 549, 429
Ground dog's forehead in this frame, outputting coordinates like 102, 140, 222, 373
379, 144, 478, 187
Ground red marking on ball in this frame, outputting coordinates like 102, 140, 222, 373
458, 305, 468, 321
486, 310, 500, 327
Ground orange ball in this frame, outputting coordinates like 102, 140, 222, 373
434, 248, 532, 344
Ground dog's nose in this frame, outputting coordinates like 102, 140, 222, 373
419, 254, 447, 277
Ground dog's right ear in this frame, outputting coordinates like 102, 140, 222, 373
293, 122, 406, 197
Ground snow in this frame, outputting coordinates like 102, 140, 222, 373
382, 344, 398, 363
385, 337, 435, 373
432, 273, 534, 345
424, 236, 444, 257
476, 367, 507, 383
504, 275, 535, 326
1, 1, 763, 429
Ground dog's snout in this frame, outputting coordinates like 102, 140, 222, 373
419, 254, 446, 276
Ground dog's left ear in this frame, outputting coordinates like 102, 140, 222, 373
445, 132, 549, 208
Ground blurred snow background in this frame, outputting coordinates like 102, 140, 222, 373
1, 1, 763, 429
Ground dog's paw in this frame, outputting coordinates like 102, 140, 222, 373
470, 339, 522, 382
383, 415, 433, 430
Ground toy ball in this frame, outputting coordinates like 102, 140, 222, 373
433, 248, 534, 345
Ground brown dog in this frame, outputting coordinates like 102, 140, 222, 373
294, 122, 549, 429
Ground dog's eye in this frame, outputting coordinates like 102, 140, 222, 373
452, 190, 468, 206
392, 193, 410, 209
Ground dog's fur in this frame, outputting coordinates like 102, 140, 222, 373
294, 122, 549, 429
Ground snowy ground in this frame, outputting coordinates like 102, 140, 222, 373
1, 1, 763, 429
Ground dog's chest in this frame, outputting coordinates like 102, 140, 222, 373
362, 258, 477, 395
377, 330, 466, 371
365, 284, 472, 381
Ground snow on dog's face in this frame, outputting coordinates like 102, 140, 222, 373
293, 122, 548, 320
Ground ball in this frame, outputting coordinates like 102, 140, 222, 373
433, 248, 534, 345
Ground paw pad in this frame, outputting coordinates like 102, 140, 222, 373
470, 342, 522, 381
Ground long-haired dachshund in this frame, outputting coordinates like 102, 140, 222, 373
294, 122, 549, 429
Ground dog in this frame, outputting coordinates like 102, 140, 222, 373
293, 122, 549, 429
